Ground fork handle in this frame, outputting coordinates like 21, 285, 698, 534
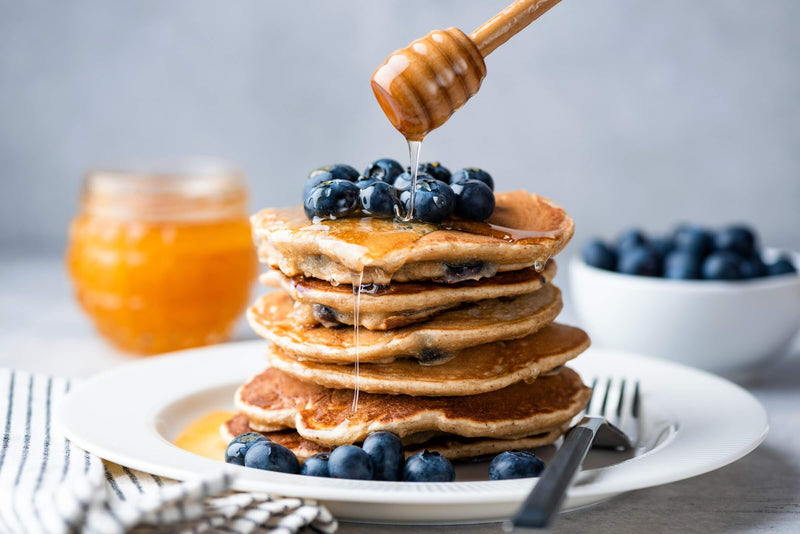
511, 424, 597, 528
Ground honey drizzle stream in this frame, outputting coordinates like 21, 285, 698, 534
351, 270, 365, 411
402, 140, 422, 221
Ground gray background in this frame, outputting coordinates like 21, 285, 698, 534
1, 0, 799, 255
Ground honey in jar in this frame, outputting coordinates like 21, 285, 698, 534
66, 162, 258, 354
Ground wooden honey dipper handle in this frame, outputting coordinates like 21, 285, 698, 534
470, 0, 563, 57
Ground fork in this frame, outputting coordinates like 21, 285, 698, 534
508, 377, 641, 529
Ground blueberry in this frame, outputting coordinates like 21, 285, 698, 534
663, 250, 702, 280
328, 445, 373, 480
766, 255, 798, 276
618, 247, 661, 276
303, 164, 359, 198
364, 158, 405, 183
450, 168, 494, 191
673, 225, 714, 257
648, 236, 675, 261
714, 225, 757, 257
581, 240, 617, 271
359, 181, 401, 219
355, 178, 379, 189
244, 441, 300, 474
394, 171, 435, 191
416, 162, 451, 183
300, 453, 331, 478
400, 179, 456, 223
402, 450, 455, 482
740, 255, 768, 279
392, 171, 413, 191
312, 304, 342, 328
702, 252, 742, 280
304, 179, 361, 220
616, 229, 647, 253
488, 451, 545, 480
225, 432, 268, 466
362, 432, 404, 481
443, 261, 487, 281
451, 179, 495, 221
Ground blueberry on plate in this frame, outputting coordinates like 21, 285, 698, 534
702, 252, 742, 280
362, 431, 404, 481
403, 451, 455, 482
416, 162, 451, 183
364, 158, 405, 183
766, 255, 798, 276
739, 254, 768, 279
450, 168, 494, 191
616, 229, 648, 253
225, 432, 268, 466
618, 246, 661, 276
450, 179, 495, 221
328, 445, 374, 480
673, 225, 714, 257
488, 451, 545, 480
581, 240, 617, 271
400, 179, 456, 223
304, 179, 361, 220
244, 441, 300, 474
303, 164, 359, 198
300, 453, 331, 477
663, 250, 702, 280
714, 225, 757, 257
359, 181, 401, 219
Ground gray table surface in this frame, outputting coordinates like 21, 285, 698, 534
1, 255, 798, 534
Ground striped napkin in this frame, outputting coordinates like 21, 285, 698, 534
0, 369, 337, 534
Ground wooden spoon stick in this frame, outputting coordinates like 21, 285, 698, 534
470, 0, 562, 57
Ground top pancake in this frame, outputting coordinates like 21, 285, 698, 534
252, 191, 574, 285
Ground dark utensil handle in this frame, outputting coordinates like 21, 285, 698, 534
511, 426, 596, 528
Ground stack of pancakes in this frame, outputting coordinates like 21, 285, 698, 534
222, 190, 592, 462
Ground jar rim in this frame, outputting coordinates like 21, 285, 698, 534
81, 158, 248, 221
85, 158, 245, 197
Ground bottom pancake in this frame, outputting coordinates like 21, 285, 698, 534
236, 366, 590, 446
221, 414, 568, 462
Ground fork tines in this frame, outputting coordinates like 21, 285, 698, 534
585, 375, 640, 447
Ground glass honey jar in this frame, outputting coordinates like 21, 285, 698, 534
66, 162, 258, 354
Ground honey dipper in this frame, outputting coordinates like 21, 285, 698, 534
371, 0, 562, 141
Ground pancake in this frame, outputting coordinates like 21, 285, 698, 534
222, 414, 569, 462
404, 425, 570, 460
235, 366, 590, 446
289, 298, 456, 330
263, 261, 557, 330
252, 191, 574, 285
247, 284, 563, 364
265, 323, 590, 396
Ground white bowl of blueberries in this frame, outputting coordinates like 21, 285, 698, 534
570, 224, 800, 378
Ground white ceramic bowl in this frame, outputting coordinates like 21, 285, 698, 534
569, 249, 800, 377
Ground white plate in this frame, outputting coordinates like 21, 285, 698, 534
56, 342, 768, 524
